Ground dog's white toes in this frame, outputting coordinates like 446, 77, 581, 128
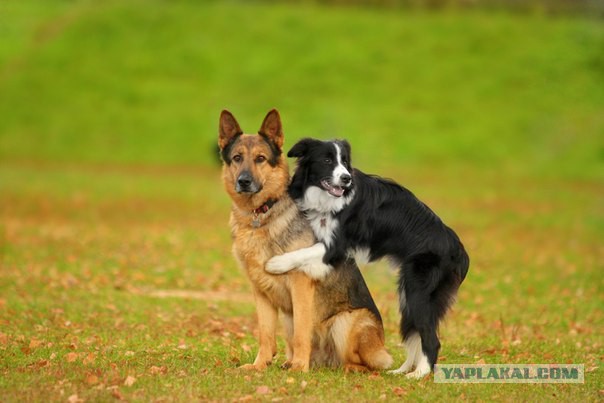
266, 256, 296, 273
388, 361, 414, 375
405, 368, 431, 379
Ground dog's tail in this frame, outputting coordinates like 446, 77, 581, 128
362, 345, 394, 370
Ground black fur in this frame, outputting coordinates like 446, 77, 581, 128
288, 138, 469, 371
220, 132, 243, 164
258, 131, 282, 167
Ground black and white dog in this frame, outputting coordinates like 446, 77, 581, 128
267, 138, 469, 378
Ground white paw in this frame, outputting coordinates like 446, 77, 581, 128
405, 367, 431, 379
266, 255, 297, 274
388, 361, 414, 375
299, 263, 332, 280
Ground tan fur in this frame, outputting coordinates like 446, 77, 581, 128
219, 109, 391, 371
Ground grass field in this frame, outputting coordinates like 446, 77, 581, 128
1, 1, 603, 401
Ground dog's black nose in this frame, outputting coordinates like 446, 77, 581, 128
340, 174, 352, 185
237, 174, 252, 188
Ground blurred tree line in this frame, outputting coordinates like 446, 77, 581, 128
267, 0, 603, 17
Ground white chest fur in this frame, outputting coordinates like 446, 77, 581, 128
306, 210, 338, 248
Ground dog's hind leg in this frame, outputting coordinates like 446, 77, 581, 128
388, 331, 421, 375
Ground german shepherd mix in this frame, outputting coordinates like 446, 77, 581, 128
218, 109, 392, 372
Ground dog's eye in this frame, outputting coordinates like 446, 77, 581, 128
323, 158, 332, 164
232, 155, 242, 163
255, 155, 266, 163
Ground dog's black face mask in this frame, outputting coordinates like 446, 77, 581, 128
287, 138, 354, 200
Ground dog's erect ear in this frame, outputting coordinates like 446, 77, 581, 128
218, 110, 243, 150
259, 109, 284, 150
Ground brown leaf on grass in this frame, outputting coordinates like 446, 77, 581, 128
368, 372, 381, 380
256, 385, 270, 395
149, 365, 167, 375
0, 333, 8, 345
476, 358, 486, 365
86, 374, 99, 385
83, 352, 96, 365
300, 380, 308, 391
238, 395, 253, 402
36, 360, 49, 368
111, 388, 124, 400
29, 338, 43, 349
66, 352, 79, 362
124, 375, 136, 386
392, 387, 407, 396
67, 394, 82, 403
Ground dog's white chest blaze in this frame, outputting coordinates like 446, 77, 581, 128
298, 185, 355, 250
306, 210, 338, 248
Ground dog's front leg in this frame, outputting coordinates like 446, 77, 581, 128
266, 243, 332, 279
240, 288, 278, 371
286, 272, 315, 372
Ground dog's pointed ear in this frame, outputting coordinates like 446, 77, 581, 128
288, 138, 318, 159
218, 110, 243, 150
259, 109, 284, 150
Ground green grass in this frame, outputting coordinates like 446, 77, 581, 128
1, 1, 603, 401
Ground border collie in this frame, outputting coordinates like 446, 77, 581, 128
266, 138, 469, 378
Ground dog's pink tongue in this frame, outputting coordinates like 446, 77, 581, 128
329, 186, 344, 197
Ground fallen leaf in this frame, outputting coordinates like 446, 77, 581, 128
392, 386, 406, 396
66, 352, 79, 363
83, 352, 96, 365
256, 385, 270, 395
86, 374, 99, 385
67, 394, 81, 403
150, 365, 167, 375
36, 360, 49, 368
112, 388, 124, 400
124, 375, 136, 386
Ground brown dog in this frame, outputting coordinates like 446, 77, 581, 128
219, 109, 392, 372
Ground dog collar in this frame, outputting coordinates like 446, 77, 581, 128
253, 199, 278, 215
251, 199, 278, 228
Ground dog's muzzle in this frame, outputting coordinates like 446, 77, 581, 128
236, 171, 260, 194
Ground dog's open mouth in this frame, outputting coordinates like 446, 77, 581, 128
321, 179, 345, 198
